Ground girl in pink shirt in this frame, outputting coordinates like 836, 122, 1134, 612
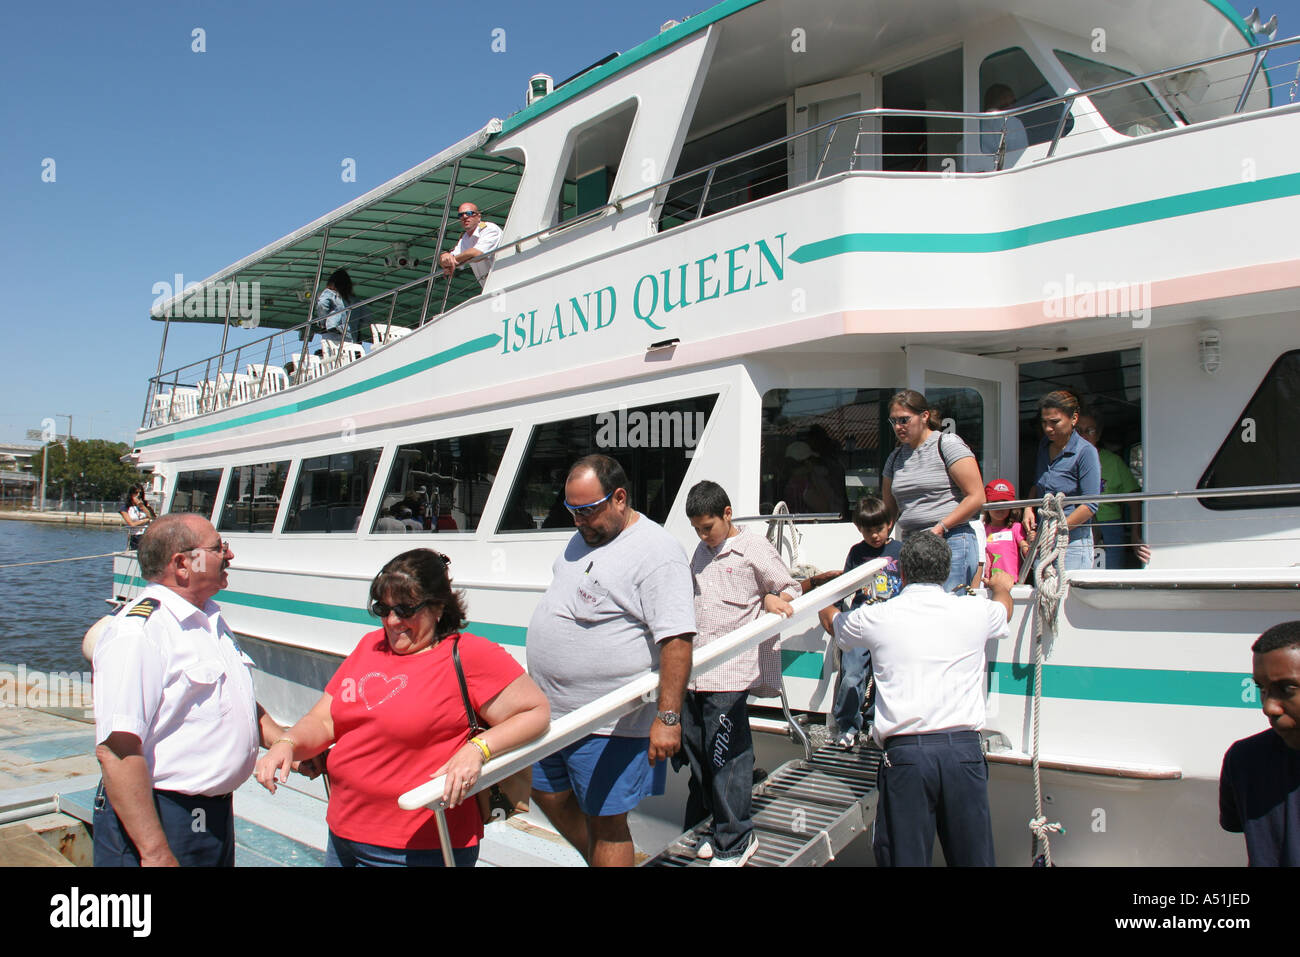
983, 479, 1029, 580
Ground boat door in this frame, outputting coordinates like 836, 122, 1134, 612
905, 346, 1018, 486
789, 72, 878, 187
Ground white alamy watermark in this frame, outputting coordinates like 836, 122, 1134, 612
151, 272, 261, 327
594, 409, 705, 456
1042, 274, 1151, 328
0, 664, 93, 712
50, 888, 151, 937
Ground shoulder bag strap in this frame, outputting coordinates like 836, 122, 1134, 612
450, 635, 486, 735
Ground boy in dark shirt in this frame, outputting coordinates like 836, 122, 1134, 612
821, 497, 902, 748
1219, 620, 1300, 866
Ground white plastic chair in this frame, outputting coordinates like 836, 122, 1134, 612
246, 363, 289, 396
339, 343, 365, 365
371, 323, 411, 347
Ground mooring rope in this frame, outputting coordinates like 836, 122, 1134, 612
1029, 492, 1068, 866
0, 552, 123, 569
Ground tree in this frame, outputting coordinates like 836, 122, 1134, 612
44, 439, 144, 503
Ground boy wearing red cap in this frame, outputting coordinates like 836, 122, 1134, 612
983, 479, 1029, 580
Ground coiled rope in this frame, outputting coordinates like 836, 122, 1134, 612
1029, 492, 1068, 865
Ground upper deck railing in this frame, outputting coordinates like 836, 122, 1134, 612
140, 36, 1300, 433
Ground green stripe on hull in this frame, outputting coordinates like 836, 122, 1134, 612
789, 171, 1300, 261
113, 574, 1254, 703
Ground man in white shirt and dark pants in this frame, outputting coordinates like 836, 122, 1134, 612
92, 513, 284, 866
823, 531, 1013, 866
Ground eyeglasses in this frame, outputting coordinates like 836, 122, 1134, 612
888, 415, 915, 427
1079, 427, 1099, 436
370, 599, 434, 619
456, 210, 479, 219
564, 490, 613, 518
189, 540, 229, 556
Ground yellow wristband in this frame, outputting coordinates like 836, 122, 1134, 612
469, 736, 491, 761
272, 736, 296, 751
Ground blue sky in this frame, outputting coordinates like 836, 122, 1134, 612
1, 0, 1295, 447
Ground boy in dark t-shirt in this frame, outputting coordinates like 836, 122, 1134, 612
1219, 620, 1300, 866
821, 497, 902, 748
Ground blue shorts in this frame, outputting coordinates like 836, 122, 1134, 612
532, 733, 667, 817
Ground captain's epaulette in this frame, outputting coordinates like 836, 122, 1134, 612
125, 598, 160, 620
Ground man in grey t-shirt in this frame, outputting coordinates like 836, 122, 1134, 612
527, 454, 695, 867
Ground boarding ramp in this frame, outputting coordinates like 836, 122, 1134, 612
399, 559, 885, 867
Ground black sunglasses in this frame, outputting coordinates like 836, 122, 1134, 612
456, 210, 479, 219
370, 599, 435, 619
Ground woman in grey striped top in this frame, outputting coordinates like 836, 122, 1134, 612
880, 390, 987, 592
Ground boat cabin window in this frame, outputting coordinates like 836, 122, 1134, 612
371, 429, 511, 533
658, 106, 787, 232
1054, 51, 1175, 138
217, 461, 291, 533
976, 47, 1070, 160
761, 387, 987, 519
283, 448, 383, 533
170, 469, 224, 519
1198, 350, 1300, 510
557, 100, 636, 224
498, 394, 719, 531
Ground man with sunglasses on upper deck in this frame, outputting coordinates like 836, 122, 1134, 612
439, 202, 502, 286
91, 513, 286, 866
526, 454, 696, 867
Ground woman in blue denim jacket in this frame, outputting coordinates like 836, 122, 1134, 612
1025, 390, 1100, 571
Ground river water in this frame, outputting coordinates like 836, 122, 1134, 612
0, 520, 124, 673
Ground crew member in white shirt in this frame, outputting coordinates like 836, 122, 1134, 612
439, 203, 502, 286
92, 513, 286, 866
821, 531, 1013, 866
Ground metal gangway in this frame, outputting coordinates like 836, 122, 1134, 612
398, 559, 886, 867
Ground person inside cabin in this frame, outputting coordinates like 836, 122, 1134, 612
376, 504, 408, 533
1077, 410, 1149, 568
315, 269, 357, 350
1023, 390, 1100, 572
680, 480, 801, 866
440, 203, 502, 287
1219, 620, 1300, 866
970, 83, 1028, 172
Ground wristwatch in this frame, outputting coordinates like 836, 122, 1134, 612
656, 710, 681, 727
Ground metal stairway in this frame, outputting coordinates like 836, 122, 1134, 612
644, 741, 882, 867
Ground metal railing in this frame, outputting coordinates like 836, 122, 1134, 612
397, 559, 884, 817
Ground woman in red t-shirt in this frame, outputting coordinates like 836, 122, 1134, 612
255, 549, 549, 866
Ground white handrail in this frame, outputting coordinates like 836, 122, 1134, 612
396, 559, 886, 811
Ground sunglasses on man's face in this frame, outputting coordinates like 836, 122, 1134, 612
457, 211, 479, 219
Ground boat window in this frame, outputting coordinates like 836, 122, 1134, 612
498, 394, 719, 531
371, 429, 511, 533
216, 462, 291, 533
1198, 350, 1300, 510
170, 469, 223, 519
1054, 51, 1175, 138
556, 100, 636, 224
282, 448, 383, 533
658, 106, 787, 232
976, 47, 1070, 160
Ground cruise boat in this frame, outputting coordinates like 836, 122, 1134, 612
117, 0, 1300, 865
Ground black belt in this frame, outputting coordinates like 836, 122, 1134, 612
154, 789, 233, 803
884, 730, 981, 748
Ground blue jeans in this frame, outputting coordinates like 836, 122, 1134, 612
1094, 520, 1127, 569
833, 645, 874, 735
1064, 527, 1094, 571
325, 832, 480, 867
873, 731, 995, 867
681, 690, 755, 860
942, 524, 978, 592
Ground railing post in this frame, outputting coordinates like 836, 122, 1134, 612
694, 166, 717, 220
1234, 50, 1268, 113
815, 120, 840, 180
422, 158, 461, 325
259, 335, 274, 398
1045, 96, 1076, 158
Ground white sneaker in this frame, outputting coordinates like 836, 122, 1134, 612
836, 731, 857, 749
709, 837, 759, 868
695, 837, 714, 860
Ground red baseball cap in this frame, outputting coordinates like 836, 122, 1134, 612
985, 479, 1016, 503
